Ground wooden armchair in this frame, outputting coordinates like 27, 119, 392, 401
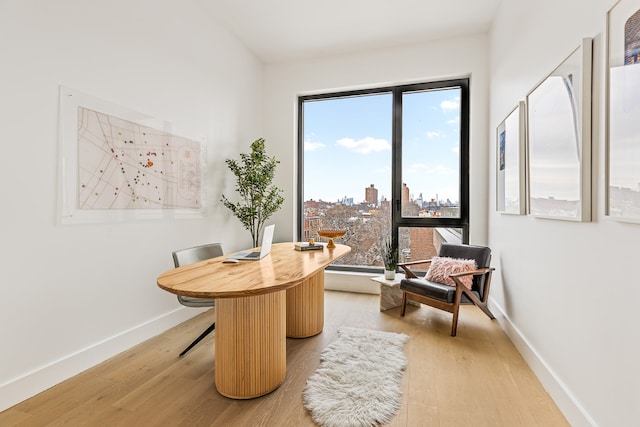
398, 242, 495, 336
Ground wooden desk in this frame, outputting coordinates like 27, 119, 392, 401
157, 242, 350, 399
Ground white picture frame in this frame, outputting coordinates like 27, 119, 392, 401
496, 101, 527, 215
57, 86, 206, 224
526, 38, 592, 221
606, 0, 640, 223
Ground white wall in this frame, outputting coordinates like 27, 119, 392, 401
0, 0, 262, 411
263, 36, 491, 245
489, 1, 639, 426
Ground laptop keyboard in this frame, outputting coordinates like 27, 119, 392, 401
246, 251, 260, 258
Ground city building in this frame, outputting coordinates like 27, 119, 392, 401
364, 184, 378, 206
338, 195, 354, 206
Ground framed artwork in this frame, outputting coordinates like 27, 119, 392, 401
606, 0, 640, 222
496, 101, 527, 214
58, 86, 206, 224
526, 38, 592, 221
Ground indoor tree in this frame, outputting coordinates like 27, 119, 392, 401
220, 138, 284, 247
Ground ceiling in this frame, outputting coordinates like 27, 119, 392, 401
200, 0, 502, 63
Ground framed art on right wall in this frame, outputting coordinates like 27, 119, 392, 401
526, 38, 593, 221
606, 0, 640, 222
496, 101, 527, 215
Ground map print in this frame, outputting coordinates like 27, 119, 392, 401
77, 106, 201, 210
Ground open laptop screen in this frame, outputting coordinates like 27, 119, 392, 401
228, 224, 275, 260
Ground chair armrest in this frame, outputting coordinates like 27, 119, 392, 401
398, 259, 434, 279
450, 267, 495, 303
398, 259, 433, 267
449, 267, 495, 278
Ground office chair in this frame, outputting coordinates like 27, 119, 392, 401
172, 243, 223, 356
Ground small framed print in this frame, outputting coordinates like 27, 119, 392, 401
496, 101, 526, 215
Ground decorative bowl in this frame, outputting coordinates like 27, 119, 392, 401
317, 230, 346, 248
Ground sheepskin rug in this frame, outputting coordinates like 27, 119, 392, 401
303, 327, 409, 427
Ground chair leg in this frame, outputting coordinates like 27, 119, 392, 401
451, 307, 459, 337
400, 291, 408, 317
179, 322, 215, 357
451, 286, 463, 337
477, 302, 496, 320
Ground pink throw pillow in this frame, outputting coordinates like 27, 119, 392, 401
426, 256, 476, 289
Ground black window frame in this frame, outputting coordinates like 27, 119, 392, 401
297, 78, 470, 272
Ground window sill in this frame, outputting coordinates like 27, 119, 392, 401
324, 270, 380, 295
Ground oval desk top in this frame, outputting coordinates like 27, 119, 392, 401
157, 242, 351, 298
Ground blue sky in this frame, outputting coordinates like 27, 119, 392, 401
303, 88, 461, 204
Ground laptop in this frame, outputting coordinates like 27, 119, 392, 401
228, 224, 275, 261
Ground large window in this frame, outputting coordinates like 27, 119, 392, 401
298, 79, 469, 271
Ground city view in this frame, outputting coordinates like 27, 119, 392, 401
304, 182, 460, 268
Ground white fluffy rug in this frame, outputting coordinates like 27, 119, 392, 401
303, 326, 409, 427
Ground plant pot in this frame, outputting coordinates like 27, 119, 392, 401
384, 269, 396, 280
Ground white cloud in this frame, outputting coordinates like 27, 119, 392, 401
441, 96, 460, 112
426, 131, 441, 138
336, 137, 390, 154
451, 146, 459, 153
304, 141, 326, 151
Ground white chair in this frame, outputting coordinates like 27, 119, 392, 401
172, 243, 223, 356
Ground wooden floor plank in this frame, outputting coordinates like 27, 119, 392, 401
1, 290, 569, 427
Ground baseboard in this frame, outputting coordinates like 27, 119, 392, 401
0, 307, 203, 412
489, 298, 598, 427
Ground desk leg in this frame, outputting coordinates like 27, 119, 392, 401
215, 291, 286, 399
286, 270, 324, 338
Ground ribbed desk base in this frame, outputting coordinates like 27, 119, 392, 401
286, 270, 324, 338
214, 291, 286, 399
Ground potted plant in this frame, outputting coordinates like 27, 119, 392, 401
220, 138, 284, 247
381, 236, 398, 280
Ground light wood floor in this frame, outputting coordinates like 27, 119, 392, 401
1, 290, 569, 427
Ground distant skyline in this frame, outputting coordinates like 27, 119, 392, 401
302, 88, 461, 204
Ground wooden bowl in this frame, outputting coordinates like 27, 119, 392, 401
317, 230, 346, 238
317, 230, 346, 248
